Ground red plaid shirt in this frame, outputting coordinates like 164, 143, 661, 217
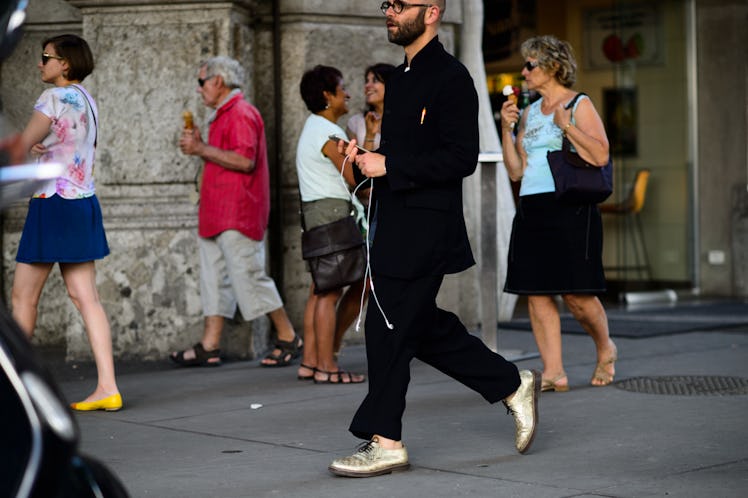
198, 93, 270, 241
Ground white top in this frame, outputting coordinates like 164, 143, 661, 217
346, 112, 381, 150
520, 94, 587, 196
296, 114, 351, 202
33, 84, 97, 199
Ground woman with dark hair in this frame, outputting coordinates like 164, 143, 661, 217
346, 63, 395, 150
13, 34, 122, 411
500, 35, 617, 392
295, 65, 365, 384
330, 63, 395, 359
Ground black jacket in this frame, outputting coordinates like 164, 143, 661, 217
356, 36, 478, 279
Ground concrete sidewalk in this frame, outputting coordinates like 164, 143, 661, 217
55, 308, 748, 497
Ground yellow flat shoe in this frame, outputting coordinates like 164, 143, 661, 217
70, 393, 123, 412
541, 373, 569, 392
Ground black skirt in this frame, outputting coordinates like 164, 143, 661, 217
504, 193, 606, 295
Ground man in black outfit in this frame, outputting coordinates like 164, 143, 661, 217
329, 0, 540, 478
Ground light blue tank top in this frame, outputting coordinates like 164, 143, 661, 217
519, 94, 587, 196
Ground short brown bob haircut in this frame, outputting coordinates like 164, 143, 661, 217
42, 34, 94, 82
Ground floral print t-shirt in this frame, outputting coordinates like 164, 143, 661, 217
33, 84, 97, 199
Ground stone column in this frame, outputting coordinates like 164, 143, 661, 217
272, 1, 479, 334
3, 0, 268, 360
2, 0, 480, 361
460, 0, 517, 328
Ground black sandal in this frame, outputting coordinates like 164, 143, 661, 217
297, 363, 316, 381
169, 342, 221, 367
313, 369, 366, 384
261, 334, 303, 368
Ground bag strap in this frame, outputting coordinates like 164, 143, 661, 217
70, 84, 98, 147
298, 138, 360, 234
559, 92, 599, 168
561, 92, 587, 154
297, 190, 307, 232
565, 92, 587, 114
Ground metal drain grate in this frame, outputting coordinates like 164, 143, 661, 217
615, 376, 748, 396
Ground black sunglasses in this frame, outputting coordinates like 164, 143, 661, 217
41, 52, 64, 65
198, 75, 216, 87
523, 60, 540, 72
380, 1, 431, 15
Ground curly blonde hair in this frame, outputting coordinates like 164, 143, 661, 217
520, 35, 577, 88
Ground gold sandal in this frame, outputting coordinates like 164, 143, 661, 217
541, 372, 569, 392
591, 342, 618, 386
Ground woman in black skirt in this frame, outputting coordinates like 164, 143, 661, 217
499, 35, 617, 392
13, 34, 121, 411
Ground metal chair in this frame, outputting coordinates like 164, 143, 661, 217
600, 169, 651, 279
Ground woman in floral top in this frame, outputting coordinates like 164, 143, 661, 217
13, 34, 121, 412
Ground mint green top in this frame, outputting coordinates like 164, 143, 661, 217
519, 94, 587, 196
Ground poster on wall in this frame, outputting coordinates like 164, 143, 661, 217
584, 5, 664, 69
604, 88, 637, 157
482, 0, 536, 64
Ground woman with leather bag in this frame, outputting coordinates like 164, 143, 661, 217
499, 35, 618, 393
295, 65, 366, 385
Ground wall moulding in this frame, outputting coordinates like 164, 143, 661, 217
67, 0, 256, 11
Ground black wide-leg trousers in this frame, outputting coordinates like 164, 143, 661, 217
349, 274, 521, 441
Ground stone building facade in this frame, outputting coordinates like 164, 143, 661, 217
0, 0, 485, 360
1, 0, 745, 361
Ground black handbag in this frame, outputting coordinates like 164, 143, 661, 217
547, 92, 613, 204
301, 212, 366, 294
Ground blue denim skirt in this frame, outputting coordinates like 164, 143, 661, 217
16, 194, 110, 263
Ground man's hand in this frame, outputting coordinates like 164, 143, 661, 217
337, 138, 387, 178
356, 151, 387, 178
179, 126, 203, 156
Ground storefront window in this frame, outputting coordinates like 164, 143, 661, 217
484, 0, 692, 294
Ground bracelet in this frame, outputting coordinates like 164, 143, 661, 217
562, 122, 573, 136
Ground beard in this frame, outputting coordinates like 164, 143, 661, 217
387, 12, 426, 46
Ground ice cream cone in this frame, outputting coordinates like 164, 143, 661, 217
502, 85, 517, 105
182, 111, 193, 130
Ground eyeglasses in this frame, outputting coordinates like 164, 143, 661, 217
380, 1, 432, 15
523, 60, 540, 72
41, 52, 64, 65
198, 75, 216, 87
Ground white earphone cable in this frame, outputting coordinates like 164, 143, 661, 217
340, 154, 394, 331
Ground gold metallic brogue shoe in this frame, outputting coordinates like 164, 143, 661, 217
70, 393, 123, 412
329, 437, 409, 477
503, 369, 540, 454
